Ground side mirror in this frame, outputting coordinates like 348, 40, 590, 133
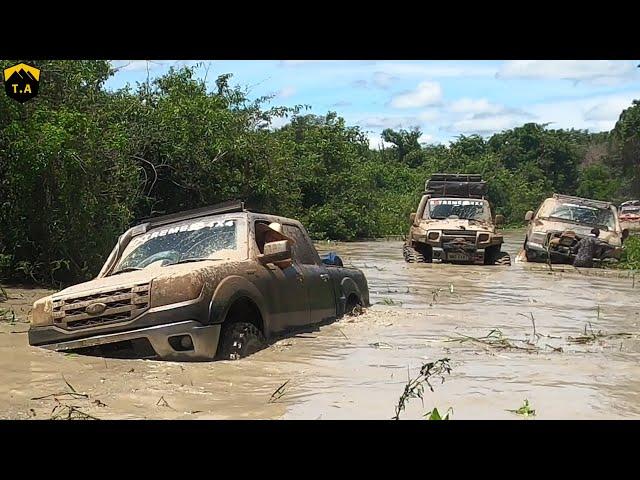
258, 240, 292, 265
622, 228, 630, 244
409, 213, 416, 224
495, 214, 504, 227
524, 210, 534, 222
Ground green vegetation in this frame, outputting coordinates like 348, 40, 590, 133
424, 407, 453, 420
507, 399, 536, 418
1, 60, 639, 285
618, 236, 640, 270
393, 358, 452, 420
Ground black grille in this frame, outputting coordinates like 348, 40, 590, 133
52, 283, 150, 330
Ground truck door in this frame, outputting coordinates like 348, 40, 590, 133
253, 221, 309, 333
283, 224, 336, 325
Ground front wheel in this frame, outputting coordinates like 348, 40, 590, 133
493, 251, 511, 266
403, 243, 430, 263
216, 322, 266, 360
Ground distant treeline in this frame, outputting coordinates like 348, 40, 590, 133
1, 60, 639, 284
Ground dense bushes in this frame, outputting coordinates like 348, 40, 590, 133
1, 60, 638, 284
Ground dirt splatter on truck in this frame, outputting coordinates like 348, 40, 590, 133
404, 174, 510, 266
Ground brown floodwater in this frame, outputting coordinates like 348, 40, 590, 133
1, 229, 639, 420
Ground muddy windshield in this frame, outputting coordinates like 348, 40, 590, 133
426, 199, 491, 221
112, 217, 240, 274
539, 201, 615, 230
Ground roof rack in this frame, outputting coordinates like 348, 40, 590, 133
553, 194, 611, 209
424, 173, 487, 199
429, 173, 483, 183
137, 200, 246, 228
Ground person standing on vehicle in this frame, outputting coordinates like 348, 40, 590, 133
571, 228, 602, 268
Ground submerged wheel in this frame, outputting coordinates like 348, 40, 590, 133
345, 295, 363, 316
493, 251, 511, 266
524, 246, 537, 262
217, 322, 266, 360
403, 243, 427, 263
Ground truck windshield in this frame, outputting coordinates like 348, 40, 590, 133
426, 199, 490, 221
112, 217, 239, 274
539, 201, 615, 230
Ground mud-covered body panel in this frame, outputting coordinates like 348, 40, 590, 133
408, 195, 504, 264
524, 195, 625, 264
28, 208, 370, 360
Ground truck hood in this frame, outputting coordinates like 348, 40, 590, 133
418, 218, 494, 232
52, 259, 238, 299
531, 218, 621, 246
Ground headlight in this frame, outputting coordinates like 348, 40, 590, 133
529, 231, 547, 245
478, 233, 490, 243
427, 231, 440, 241
31, 297, 53, 327
150, 275, 204, 308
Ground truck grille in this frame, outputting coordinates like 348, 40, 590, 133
441, 230, 477, 239
51, 283, 150, 330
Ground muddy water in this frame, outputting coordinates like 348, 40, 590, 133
1, 229, 639, 420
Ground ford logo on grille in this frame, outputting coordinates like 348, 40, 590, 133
85, 302, 107, 315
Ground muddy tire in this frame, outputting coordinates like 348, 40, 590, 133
345, 295, 363, 316
493, 251, 511, 266
403, 243, 427, 263
524, 246, 537, 262
217, 322, 266, 360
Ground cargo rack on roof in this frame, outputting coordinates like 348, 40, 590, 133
552, 194, 612, 209
136, 200, 246, 228
424, 173, 487, 199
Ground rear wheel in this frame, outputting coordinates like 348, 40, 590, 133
217, 322, 266, 360
345, 295, 363, 316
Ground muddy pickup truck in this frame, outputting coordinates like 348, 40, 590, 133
523, 194, 629, 264
620, 200, 640, 233
403, 174, 511, 265
28, 201, 370, 361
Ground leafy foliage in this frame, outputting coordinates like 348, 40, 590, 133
0, 60, 638, 284
618, 236, 640, 270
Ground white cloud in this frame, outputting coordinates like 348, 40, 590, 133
450, 113, 529, 135
450, 98, 504, 115
277, 86, 296, 99
268, 116, 290, 130
279, 60, 317, 67
373, 71, 396, 88
498, 60, 638, 84
376, 62, 497, 78
111, 60, 166, 72
366, 132, 394, 150
584, 98, 634, 121
418, 133, 434, 144
418, 109, 440, 122
390, 81, 443, 109
529, 92, 640, 131
359, 115, 421, 129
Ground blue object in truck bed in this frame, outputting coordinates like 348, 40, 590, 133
320, 252, 344, 267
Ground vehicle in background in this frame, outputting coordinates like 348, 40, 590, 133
523, 194, 629, 264
620, 200, 640, 233
403, 174, 510, 265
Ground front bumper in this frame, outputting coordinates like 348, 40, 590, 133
34, 321, 221, 361
29, 294, 221, 361
431, 246, 485, 264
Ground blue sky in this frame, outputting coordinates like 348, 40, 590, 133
107, 60, 640, 148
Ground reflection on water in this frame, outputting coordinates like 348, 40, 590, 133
1, 229, 639, 419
